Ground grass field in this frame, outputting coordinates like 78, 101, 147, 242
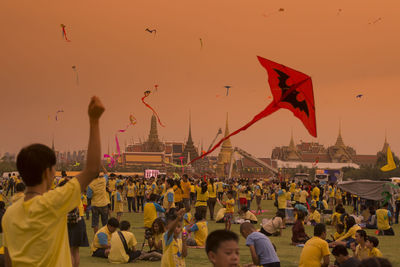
76, 200, 400, 267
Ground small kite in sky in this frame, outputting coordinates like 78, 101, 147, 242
188, 56, 317, 165
118, 115, 137, 133
60, 24, 71, 42
369, 18, 382, 25
145, 28, 157, 35
142, 90, 165, 127
337, 9, 342, 16
55, 109, 64, 121
154, 84, 159, 92
263, 8, 285, 18
356, 94, 363, 98
72, 65, 79, 85
224, 85, 231, 96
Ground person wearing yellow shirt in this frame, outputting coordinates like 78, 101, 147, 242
115, 185, 124, 222
216, 179, 224, 200
311, 184, 320, 209
350, 230, 369, 261
299, 223, 330, 267
144, 194, 166, 228
163, 179, 176, 214
239, 206, 258, 224
109, 220, 140, 263
195, 182, 209, 220
333, 216, 361, 248
161, 209, 187, 267
190, 183, 196, 206
328, 184, 335, 208
186, 212, 208, 247
2, 97, 104, 267
136, 178, 145, 212
107, 175, 117, 211
376, 203, 395, 235
253, 180, 263, 214
174, 180, 184, 210
335, 188, 342, 205
181, 174, 191, 210
126, 179, 137, 213
294, 186, 301, 203
330, 223, 345, 241
299, 187, 309, 205
10, 183, 25, 204
222, 191, 235, 231
365, 236, 383, 258
207, 178, 217, 220
150, 177, 159, 196
277, 186, 287, 212
183, 207, 193, 227
92, 218, 119, 258
308, 206, 321, 225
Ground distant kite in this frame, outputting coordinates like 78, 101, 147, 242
60, 24, 71, 42
263, 8, 285, 18
337, 9, 342, 16
200, 38, 203, 49
55, 109, 64, 121
369, 18, 382, 25
145, 28, 157, 35
356, 94, 363, 98
154, 84, 159, 92
72, 65, 79, 85
224, 85, 231, 96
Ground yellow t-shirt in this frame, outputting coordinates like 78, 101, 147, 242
277, 189, 287, 209
144, 202, 158, 228
294, 188, 301, 202
376, 209, 390, 230
115, 191, 124, 213
208, 183, 217, 198
108, 179, 117, 193
299, 190, 308, 204
312, 187, 320, 200
163, 188, 176, 210
369, 247, 383, 258
331, 212, 342, 226
216, 182, 224, 193
309, 210, 321, 223
244, 211, 257, 222
289, 182, 296, 193
181, 181, 191, 199
355, 244, 369, 260
192, 221, 208, 246
92, 225, 112, 252
321, 200, 328, 210
108, 231, 137, 263
299, 236, 330, 267
333, 231, 345, 241
161, 232, 185, 267
183, 212, 193, 227
2, 178, 81, 267
127, 184, 136, 197
174, 186, 183, 203
195, 187, 209, 207
336, 224, 361, 241
89, 177, 110, 207
225, 198, 235, 213
11, 192, 25, 204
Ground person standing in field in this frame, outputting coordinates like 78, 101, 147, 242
2, 96, 105, 267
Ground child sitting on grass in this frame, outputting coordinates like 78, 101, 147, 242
365, 236, 383, 258
292, 210, 309, 245
240, 222, 280, 267
186, 212, 208, 247
161, 209, 187, 267
330, 223, 345, 241
307, 206, 321, 225
205, 230, 240, 267
239, 206, 258, 224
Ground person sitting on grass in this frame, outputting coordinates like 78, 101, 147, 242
215, 207, 226, 223
376, 202, 395, 236
240, 222, 280, 267
144, 193, 165, 229
298, 223, 330, 267
350, 229, 369, 261
91, 217, 119, 258
161, 209, 187, 267
331, 244, 361, 267
205, 230, 240, 267
2, 96, 104, 266
148, 217, 165, 254
292, 210, 309, 245
330, 223, 345, 242
331, 216, 361, 248
365, 236, 383, 258
307, 206, 321, 226
260, 210, 285, 237
186, 212, 208, 247
239, 206, 258, 224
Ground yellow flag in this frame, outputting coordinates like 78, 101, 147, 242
380, 146, 396, 172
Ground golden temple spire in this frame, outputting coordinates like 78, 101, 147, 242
221, 113, 232, 149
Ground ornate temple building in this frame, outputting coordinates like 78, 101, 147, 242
181, 114, 199, 164
271, 126, 380, 167
216, 114, 233, 178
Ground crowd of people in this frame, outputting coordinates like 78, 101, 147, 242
0, 96, 398, 267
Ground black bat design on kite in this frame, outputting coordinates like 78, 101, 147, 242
145, 28, 157, 34
273, 68, 309, 117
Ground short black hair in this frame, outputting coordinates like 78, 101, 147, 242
366, 235, 379, 247
108, 217, 120, 228
194, 212, 203, 221
16, 144, 56, 186
332, 245, 349, 256
149, 194, 158, 202
15, 183, 26, 192
356, 229, 367, 241
120, 220, 130, 231
314, 223, 326, 237
205, 230, 239, 254
166, 178, 175, 187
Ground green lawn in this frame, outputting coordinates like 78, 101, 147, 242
78, 200, 400, 266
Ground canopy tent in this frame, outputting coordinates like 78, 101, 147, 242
337, 179, 399, 202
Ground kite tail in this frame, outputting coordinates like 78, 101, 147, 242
188, 102, 280, 165
141, 96, 165, 127
115, 135, 121, 157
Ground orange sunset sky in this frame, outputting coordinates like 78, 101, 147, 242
0, 0, 399, 158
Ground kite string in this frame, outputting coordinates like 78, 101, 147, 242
141, 95, 165, 127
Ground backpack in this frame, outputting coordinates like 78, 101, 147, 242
67, 208, 80, 224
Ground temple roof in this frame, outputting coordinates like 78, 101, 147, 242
221, 113, 232, 149
182, 112, 199, 163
